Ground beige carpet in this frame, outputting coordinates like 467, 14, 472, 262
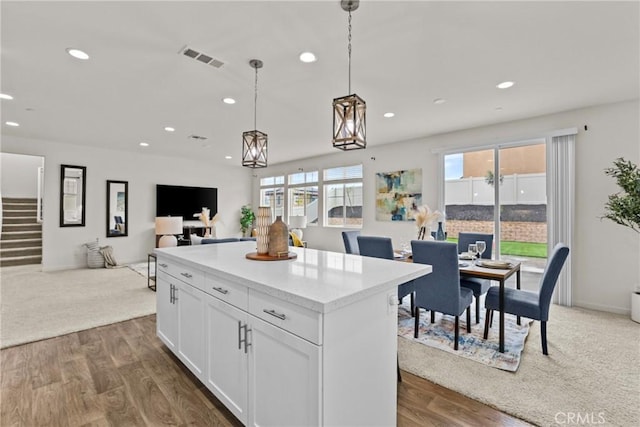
399, 304, 640, 427
0, 264, 156, 349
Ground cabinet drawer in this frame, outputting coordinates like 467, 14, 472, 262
204, 274, 248, 311
248, 290, 322, 345
156, 258, 204, 289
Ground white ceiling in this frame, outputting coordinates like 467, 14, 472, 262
1, 1, 638, 167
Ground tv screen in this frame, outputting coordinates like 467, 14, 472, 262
156, 184, 218, 221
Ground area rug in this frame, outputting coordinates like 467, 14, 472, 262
399, 304, 640, 426
128, 261, 152, 279
0, 264, 156, 349
398, 301, 532, 372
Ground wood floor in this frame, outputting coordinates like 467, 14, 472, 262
1, 315, 530, 426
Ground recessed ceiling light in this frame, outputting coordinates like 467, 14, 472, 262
5, 121, 19, 127
496, 81, 514, 89
433, 98, 446, 105
383, 112, 395, 118
495, 106, 504, 111
223, 97, 236, 104
0, 93, 14, 100
164, 126, 175, 132
225, 156, 232, 160
299, 52, 317, 63
139, 142, 149, 147
66, 48, 90, 60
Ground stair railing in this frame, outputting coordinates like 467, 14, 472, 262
37, 166, 44, 223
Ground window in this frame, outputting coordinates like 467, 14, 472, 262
260, 175, 284, 219
323, 165, 363, 228
288, 171, 318, 224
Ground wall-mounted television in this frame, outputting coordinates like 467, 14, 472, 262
156, 184, 218, 221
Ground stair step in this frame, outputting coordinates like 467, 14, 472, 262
3, 216, 38, 224
0, 255, 42, 267
3, 210, 38, 217
1, 238, 42, 249
1, 224, 42, 232
2, 197, 37, 204
1, 231, 42, 240
0, 246, 42, 257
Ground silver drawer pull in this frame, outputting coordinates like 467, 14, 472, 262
159, 263, 168, 268
180, 272, 193, 279
263, 309, 286, 320
212, 286, 229, 295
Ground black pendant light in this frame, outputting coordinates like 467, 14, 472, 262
242, 59, 268, 168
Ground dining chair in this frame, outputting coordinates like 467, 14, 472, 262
411, 240, 473, 350
357, 236, 415, 315
342, 230, 361, 255
458, 232, 494, 324
483, 243, 570, 355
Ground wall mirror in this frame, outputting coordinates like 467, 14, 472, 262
107, 180, 128, 237
60, 164, 86, 227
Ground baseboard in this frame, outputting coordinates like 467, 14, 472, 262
572, 300, 631, 316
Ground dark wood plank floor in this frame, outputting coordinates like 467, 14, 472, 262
1, 315, 531, 426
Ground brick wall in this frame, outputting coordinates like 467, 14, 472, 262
445, 220, 547, 243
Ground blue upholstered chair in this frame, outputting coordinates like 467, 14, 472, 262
483, 243, 570, 355
201, 237, 240, 244
458, 232, 494, 324
342, 230, 361, 255
357, 236, 415, 315
411, 240, 473, 350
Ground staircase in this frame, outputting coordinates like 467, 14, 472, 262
1, 197, 42, 267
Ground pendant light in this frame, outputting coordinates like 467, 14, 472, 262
332, 0, 366, 150
242, 59, 268, 168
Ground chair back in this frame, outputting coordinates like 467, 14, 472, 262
458, 232, 493, 259
342, 230, 361, 254
357, 236, 393, 260
114, 216, 124, 224
538, 243, 570, 321
411, 240, 462, 314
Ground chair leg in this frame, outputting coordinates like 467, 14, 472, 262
489, 310, 494, 328
466, 307, 471, 333
475, 297, 480, 324
414, 308, 420, 339
397, 357, 402, 382
541, 321, 548, 355
483, 309, 491, 339
410, 292, 415, 317
454, 316, 460, 350
430, 310, 435, 323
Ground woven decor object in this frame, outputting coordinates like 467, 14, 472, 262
256, 207, 271, 254
268, 216, 289, 257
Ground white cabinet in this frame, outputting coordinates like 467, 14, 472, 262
156, 275, 177, 351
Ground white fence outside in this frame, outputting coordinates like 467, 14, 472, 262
445, 173, 546, 205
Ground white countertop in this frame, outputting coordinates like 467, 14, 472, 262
155, 241, 431, 313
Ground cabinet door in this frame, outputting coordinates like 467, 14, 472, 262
156, 275, 178, 350
206, 295, 248, 424
248, 316, 321, 427
177, 282, 206, 380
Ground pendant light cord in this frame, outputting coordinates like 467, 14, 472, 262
254, 66, 258, 130
348, 10, 352, 94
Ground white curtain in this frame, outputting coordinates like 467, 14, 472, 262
547, 133, 576, 306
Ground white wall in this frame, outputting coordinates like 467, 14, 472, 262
1, 152, 44, 198
1, 136, 253, 270
260, 100, 640, 315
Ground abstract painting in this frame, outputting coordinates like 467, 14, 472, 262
375, 168, 422, 221
116, 192, 125, 212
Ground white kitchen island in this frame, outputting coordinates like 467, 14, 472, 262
155, 241, 431, 427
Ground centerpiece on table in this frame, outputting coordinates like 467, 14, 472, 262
195, 207, 219, 238
414, 205, 445, 240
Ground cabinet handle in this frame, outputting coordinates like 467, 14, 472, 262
159, 263, 168, 268
180, 272, 193, 279
212, 286, 229, 295
173, 287, 179, 302
238, 322, 251, 353
263, 309, 286, 320
238, 321, 242, 350
169, 284, 174, 303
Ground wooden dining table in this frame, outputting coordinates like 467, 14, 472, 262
396, 251, 521, 353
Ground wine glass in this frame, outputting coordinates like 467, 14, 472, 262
467, 243, 478, 261
476, 240, 486, 260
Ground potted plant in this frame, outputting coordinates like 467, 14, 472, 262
602, 157, 640, 322
240, 205, 256, 237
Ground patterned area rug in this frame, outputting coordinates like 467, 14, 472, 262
397, 301, 532, 372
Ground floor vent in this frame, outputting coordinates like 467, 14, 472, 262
179, 46, 224, 69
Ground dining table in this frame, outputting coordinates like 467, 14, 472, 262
395, 250, 521, 353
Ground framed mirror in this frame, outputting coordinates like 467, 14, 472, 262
60, 164, 86, 227
107, 180, 128, 237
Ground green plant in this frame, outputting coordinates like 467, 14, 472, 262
602, 157, 640, 233
484, 170, 504, 186
240, 205, 256, 235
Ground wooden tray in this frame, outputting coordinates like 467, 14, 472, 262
245, 252, 297, 261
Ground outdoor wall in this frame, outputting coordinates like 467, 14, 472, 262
1, 136, 253, 270
261, 99, 639, 315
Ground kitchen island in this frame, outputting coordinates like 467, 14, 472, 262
155, 241, 431, 426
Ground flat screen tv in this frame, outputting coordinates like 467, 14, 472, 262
156, 184, 218, 221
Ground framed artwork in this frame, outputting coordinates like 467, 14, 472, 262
375, 168, 422, 221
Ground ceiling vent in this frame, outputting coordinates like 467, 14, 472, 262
188, 134, 208, 141
179, 45, 224, 68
